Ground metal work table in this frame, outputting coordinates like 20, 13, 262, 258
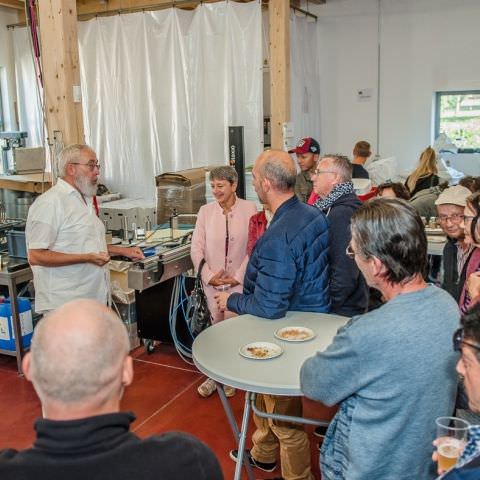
0, 257, 33, 374
193, 311, 348, 480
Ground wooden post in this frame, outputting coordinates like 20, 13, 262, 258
269, 0, 290, 150
37, 0, 85, 147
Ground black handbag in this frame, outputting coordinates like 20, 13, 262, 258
186, 259, 213, 336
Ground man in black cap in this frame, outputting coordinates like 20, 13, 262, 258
288, 137, 320, 203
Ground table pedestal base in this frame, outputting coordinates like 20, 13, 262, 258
216, 384, 331, 480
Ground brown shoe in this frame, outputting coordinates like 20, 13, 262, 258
223, 385, 236, 397
197, 378, 216, 397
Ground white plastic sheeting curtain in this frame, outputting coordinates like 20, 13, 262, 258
12, 28, 43, 147
11, 1, 262, 200
78, 2, 262, 200
290, 14, 321, 145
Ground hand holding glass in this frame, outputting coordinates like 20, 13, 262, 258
435, 416, 469, 472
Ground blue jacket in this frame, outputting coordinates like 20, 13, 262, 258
227, 195, 330, 319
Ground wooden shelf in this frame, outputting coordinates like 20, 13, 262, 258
0, 173, 52, 194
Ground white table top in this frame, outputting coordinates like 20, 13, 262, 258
192, 311, 348, 396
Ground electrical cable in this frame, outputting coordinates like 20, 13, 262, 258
23, 0, 55, 189
169, 276, 194, 364
168, 274, 199, 365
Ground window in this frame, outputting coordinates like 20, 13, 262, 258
435, 91, 480, 153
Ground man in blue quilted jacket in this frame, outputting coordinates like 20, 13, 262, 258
216, 149, 330, 480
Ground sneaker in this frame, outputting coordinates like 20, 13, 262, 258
313, 425, 328, 439
229, 449, 277, 473
197, 378, 217, 398
223, 385, 236, 398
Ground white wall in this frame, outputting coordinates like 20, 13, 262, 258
0, 7, 18, 131
310, 0, 480, 173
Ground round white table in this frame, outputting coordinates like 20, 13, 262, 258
193, 311, 348, 480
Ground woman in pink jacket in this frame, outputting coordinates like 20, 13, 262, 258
191, 166, 257, 397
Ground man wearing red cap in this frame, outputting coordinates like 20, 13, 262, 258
288, 137, 320, 203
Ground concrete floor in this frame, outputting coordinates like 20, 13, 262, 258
0, 343, 337, 479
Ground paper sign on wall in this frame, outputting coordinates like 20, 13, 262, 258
357, 88, 373, 102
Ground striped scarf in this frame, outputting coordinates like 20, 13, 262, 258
314, 182, 355, 212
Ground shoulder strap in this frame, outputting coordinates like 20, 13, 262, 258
197, 258, 206, 280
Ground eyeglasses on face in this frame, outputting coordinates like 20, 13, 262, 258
314, 169, 336, 176
438, 214, 464, 224
346, 243, 356, 259
453, 327, 480, 353
464, 215, 477, 222
70, 161, 101, 171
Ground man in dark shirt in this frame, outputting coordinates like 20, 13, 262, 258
216, 149, 330, 480
0, 299, 222, 480
351, 140, 371, 179
289, 137, 320, 202
435, 185, 473, 302
312, 154, 368, 316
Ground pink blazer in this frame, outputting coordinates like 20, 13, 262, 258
191, 198, 257, 322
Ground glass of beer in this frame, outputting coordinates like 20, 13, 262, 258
435, 416, 470, 471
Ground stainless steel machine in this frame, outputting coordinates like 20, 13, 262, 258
128, 242, 192, 292
0, 131, 28, 174
124, 229, 195, 352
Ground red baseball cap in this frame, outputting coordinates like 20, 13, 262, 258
288, 137, 320, 155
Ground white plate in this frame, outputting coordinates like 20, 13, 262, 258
239, 342, 283, 360
427, 235, 447, 243
274, 326, 316, 342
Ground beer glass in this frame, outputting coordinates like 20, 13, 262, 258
435, 416, 470, 471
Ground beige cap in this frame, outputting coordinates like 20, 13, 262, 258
434, 185, 471, 207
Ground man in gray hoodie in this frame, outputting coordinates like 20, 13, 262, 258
301, 198, 459, 480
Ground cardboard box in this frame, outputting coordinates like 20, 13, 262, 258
156, 167, 210, 224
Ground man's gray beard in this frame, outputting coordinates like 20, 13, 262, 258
75, 174, 97, 197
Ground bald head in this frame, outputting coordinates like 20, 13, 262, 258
255, 150, 296, 192
27, 299, 129, 405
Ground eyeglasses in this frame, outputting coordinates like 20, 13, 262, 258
464, 215, 477, 222
438, 214, 464, 224
70, 162, 101, 171
314, 169, 336, 176
453, 328, 480, 353
346, 243, 356, 259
